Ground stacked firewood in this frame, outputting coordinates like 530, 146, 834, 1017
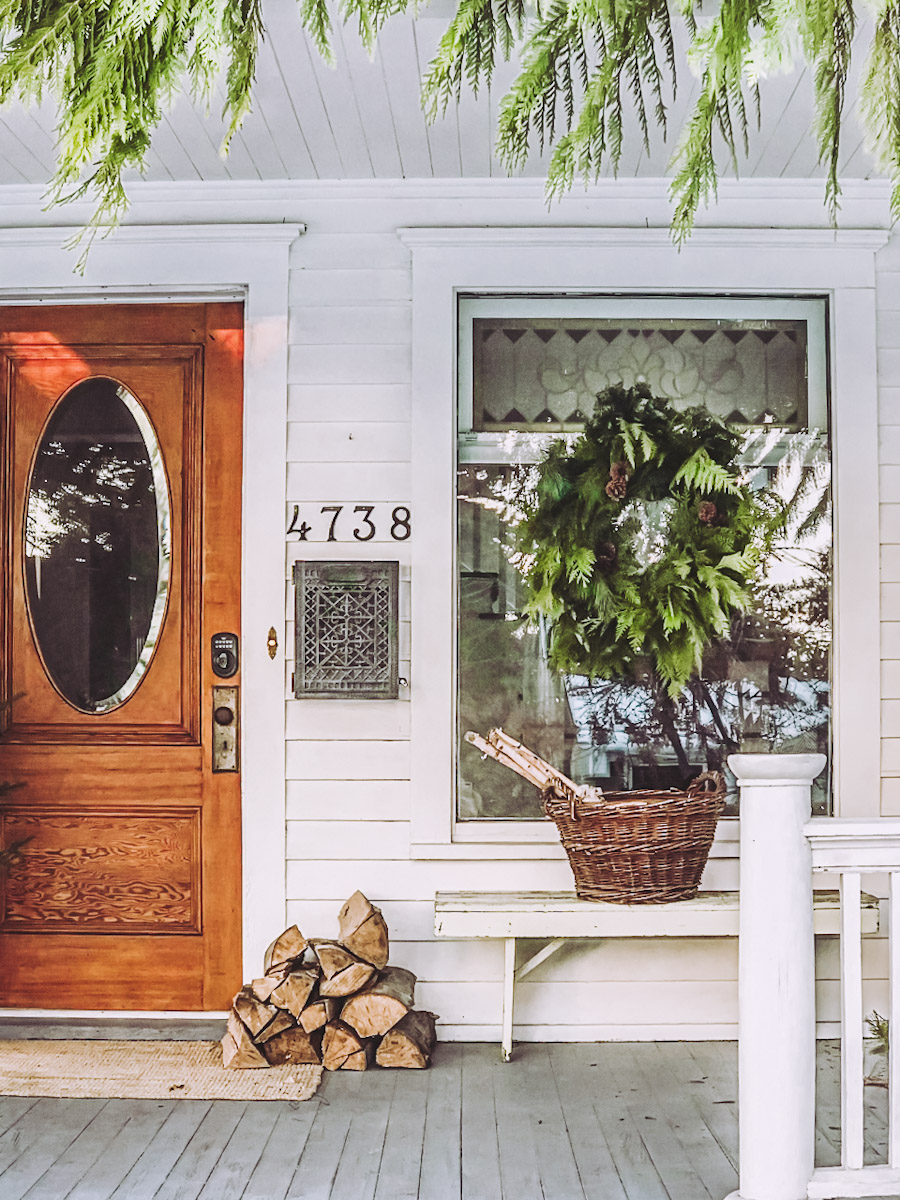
221, 891, 437, 1072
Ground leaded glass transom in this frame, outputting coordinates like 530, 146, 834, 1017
473, 318, 809, 432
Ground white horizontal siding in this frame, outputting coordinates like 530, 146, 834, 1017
286, 739, 410, 780
271, 196, 900, 1041
288, 383, 410, 423
286, 780, 410, 821
286, 461, 410, 501
286, 420, 409, 462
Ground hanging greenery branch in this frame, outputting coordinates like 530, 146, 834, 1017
514, 384, 782, 697
0, 0, 893, 250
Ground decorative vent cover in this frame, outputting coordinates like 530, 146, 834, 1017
292, 561, 399, 699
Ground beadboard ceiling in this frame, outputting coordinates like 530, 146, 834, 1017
0, 0, 880, 188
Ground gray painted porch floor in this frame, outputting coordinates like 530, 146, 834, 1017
0, 1028, 887, 1199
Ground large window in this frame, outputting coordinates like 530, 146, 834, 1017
457, 298, 830, 820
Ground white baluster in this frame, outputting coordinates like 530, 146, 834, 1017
727, 752, 826, 1200
840, 870, 864, 1169
891, 873, 900, 1168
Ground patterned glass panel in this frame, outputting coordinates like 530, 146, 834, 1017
293, 561, 399, 699
473, 318, 809, 431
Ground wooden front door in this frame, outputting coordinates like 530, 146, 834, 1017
0, 303, 243, 1011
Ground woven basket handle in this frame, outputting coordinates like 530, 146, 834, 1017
686, 770, 726, 799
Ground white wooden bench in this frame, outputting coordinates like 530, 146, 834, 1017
434, 889, 881, 1061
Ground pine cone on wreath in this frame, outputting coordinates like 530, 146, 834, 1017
698, 501, 718, 525
596, 542, 618, 571
605, 463, 629, 501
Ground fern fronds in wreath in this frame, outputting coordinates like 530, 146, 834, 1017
517, 384, 778, 696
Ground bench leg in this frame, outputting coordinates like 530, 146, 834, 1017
502, 937, 515, 1062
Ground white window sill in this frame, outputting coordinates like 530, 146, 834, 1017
410, 816, 740, 860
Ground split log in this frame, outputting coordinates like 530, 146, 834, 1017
222, 1009, 269, 1068
300, 996, 342, 1033
321, 1020, 376, 1071
375, 1010, 438, 1069
253, 1009, 296, 1044
260, 1025, 323, 1066
263, 924, 307, 973
270, 969, 319, 1018
340, 967, 417, 1038
233, 986, 279, 1037
318, 961, 377, 998
250, 972, 288, 1003
337, 891, 389, 969
312, 942, 377, 997
311, 941, 357, 978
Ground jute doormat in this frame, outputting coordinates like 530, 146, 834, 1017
0, 1040, 322, 1100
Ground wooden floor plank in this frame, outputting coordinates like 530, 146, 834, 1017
547, 1044, 633, 1200
285, 1091, 353, 1200
419, 1042, 463, 1200
150, 1103, 249, 1200
653, 1043, 738, 1169
196, 1101, 285, 1200
0, 1098, 40, 1139
108, 1103, 213, 1200
242, 1103, 319, 1200
373, 1064, 428, 1200
814, 1040, 843, 1167
604, 1042, 715, 1200
20, 1100, 133, 1200
0, 1100, 108, 1199
0, 1099, 103, 1178
585, 1045, 669, 1200
516, 1044, 587, 1200
62, 1100, 173, 1200
628, 1044, 738, 1199
330, 1071, 397, 1200
492, 1044, 547, 1200
459, 1045, 502, 1200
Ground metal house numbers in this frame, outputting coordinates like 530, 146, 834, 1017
287, 503, 411, 543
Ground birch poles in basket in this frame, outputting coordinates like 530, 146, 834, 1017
222, 892, 438, 1071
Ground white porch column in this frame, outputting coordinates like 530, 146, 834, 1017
726, 752, 827, 1200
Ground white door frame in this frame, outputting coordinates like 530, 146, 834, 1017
0, 223, 301, 1011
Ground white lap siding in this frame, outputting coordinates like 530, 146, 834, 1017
279, 188, 884, 1041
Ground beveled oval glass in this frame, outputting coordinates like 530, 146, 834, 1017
23, 378, 171, 714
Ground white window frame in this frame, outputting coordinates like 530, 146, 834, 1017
400, 227, 884, 859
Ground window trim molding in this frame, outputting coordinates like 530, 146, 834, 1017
401, 226, 886, 856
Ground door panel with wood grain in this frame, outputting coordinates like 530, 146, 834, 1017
0, 303, 243, 1010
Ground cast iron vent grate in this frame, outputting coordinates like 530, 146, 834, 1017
292, 560, 399, 699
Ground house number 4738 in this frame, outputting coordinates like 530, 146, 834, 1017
287, 503, 412, 543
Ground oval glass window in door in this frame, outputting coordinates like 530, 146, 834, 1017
23, 377, 171, 713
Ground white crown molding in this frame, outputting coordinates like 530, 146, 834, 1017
0, 176, 891, 227
397, 225, 890, 251
0, 222, 305, 245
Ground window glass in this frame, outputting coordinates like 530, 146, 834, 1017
457, 306, 830, 819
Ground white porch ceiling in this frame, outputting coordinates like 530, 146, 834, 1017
0, 0, 881, 189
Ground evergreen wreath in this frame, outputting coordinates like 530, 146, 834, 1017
516, 384, 775, 696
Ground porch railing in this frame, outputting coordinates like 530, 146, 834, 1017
729, 753, 900, 1200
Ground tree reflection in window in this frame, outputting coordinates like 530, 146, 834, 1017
24, 378, 171, 713
457, 424, 831, 818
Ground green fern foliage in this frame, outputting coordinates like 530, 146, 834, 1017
516, 384, 773, 696
0, 0, 893, 247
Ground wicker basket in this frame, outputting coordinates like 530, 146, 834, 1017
464, 728, 728, 905
543, 773, 726, 903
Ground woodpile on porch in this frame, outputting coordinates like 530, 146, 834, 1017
221, 891, 437, 1071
